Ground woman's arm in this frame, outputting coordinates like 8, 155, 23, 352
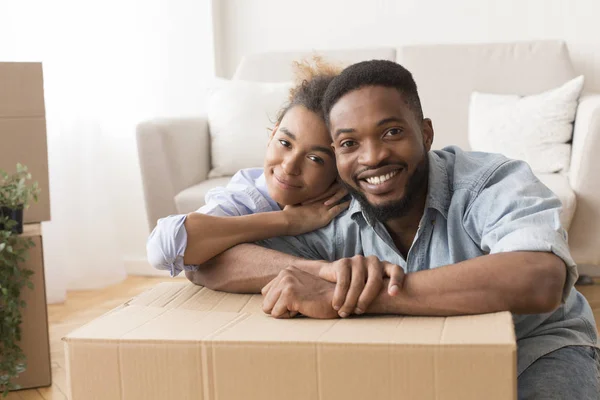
183, 198, 349, 266
183, 211, 289, 266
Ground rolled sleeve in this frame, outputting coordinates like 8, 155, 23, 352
465, 159, 577, 302
145, 168, 279, 277
490, 226, 577, 302
147, 214, 199, 277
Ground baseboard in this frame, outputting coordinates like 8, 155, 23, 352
124, 258, 185, 278
578, 264, 600, 278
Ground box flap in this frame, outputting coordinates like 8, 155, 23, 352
69, 283, 515, 347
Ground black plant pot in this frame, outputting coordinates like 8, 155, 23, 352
0, 207, 24, 234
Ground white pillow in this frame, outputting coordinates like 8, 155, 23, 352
207, 80, 293, 178
468, 76, 584, 173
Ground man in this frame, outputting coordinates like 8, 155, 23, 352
183, 60, 598, 398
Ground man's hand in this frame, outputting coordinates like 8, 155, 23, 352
319, 255, 404, 318
261, 266, 339, 319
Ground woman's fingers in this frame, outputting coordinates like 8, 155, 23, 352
324, 186, 349, 206
327, 201, 350, 220
302, 184, 339, 205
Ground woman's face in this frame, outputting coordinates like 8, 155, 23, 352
264, 105, 337, 206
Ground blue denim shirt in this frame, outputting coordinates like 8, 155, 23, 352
269, 147, 597, 375
147, 148, 597, 375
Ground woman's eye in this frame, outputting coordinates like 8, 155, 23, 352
385, 128, 403, 137
278, 139, 291, 148
340, 140, 356, 148
308, 155, 324, 165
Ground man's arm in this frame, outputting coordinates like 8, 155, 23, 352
185, 243, 322, 293
368, 251, 566, 316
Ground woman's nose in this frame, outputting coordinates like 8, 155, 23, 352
281, 154, 301, 175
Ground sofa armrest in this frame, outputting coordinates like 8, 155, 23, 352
136, 117, 210, 231
568, 94, 600, 265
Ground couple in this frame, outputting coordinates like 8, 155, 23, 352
148, 59, 599, 399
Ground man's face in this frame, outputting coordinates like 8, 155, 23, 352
329, 86, 434, 221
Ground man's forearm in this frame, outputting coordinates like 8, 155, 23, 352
185, 243, 321, 293
368, 252, 566, 316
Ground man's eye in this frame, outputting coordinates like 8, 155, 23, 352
340, 140, 356, 148
308, 155, 324, 164
386, 128, 403, 137
279, 139, 291, 147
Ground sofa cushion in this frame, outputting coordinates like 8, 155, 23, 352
233, 48, 396, 82
207, 80, 293, 178
536, 173, 577, 230
174, 177, 232, 214
398, 41, 576, 151
468, 76, 584, 174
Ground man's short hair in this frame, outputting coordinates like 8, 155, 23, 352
322, 60, 424, 125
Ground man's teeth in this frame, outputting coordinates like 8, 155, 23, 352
365, 171, 398, 185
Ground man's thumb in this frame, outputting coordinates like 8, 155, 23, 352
385, 263, 403, 296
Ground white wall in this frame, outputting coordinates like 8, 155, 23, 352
4, 0, 599, 288
215, 0, 600, 91
0, 0, 216, 298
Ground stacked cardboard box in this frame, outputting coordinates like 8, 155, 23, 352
64, 282, 517, 400
0, 62, 52, 390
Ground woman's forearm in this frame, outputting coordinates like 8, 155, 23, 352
182, 211, 291, 266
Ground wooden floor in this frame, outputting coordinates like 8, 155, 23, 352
6, 277, 600, 399
6, 276, 172, 400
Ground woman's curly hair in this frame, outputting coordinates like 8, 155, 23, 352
275, 56, 342, 124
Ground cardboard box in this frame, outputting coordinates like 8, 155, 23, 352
0, 62, 51, 223
64, 282, 517, 400
13, 223, 52, 390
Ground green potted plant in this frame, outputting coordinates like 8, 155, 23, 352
0, 220, 34, 396
0, 164, 40, 234
0, 163, 39, 396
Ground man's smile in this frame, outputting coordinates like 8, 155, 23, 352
357, 167, 405, 195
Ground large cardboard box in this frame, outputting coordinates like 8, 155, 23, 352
64, 282, 517, 400
13, 223, 52, 390
0, 62, 51, 223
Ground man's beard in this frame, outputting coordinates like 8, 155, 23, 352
342, 152, 429, 223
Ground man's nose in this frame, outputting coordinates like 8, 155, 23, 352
358, 141, 390, 167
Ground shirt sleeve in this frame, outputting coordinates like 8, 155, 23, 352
146, 169, 277, 277
146, 214, 196, 277
464, 159, 577, 302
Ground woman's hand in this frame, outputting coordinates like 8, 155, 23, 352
282, 185, 349, 236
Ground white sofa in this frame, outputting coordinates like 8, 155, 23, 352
136, 41, 600, 267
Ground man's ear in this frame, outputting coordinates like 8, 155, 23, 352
422, 118, 434, 151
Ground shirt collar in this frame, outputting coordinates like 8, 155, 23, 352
425, 151, 451, 219
347, 151, 451, 224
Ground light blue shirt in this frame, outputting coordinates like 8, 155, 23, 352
147, 168, 281, 277
147, 147, 597, 375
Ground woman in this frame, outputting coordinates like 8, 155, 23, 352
147, 59, 349, 278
